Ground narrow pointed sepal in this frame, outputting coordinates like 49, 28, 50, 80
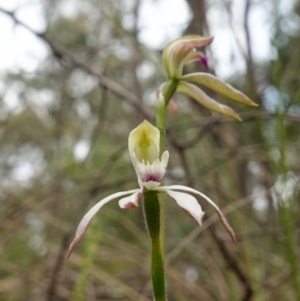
181, 73, 258, 107
156, 185, 237, 245
164, 189, 205, 225
67, 189, 140, 258
177, 82, 242, 121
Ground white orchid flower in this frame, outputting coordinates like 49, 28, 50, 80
67, 120, 236, 258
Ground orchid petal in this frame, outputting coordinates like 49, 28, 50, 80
119, 190, 143, 209
156, 185, 237, 244
181, 73, 258, 107
160, 151, 169, 169
182, 51, 208, 69
68, 189, 140, 258
177, 81, 242, 121
164, 189, 205, 224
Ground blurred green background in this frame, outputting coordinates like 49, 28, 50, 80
0, 0, 300, 300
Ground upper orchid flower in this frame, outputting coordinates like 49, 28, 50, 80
162, 35, 258, 121
67, 120, 236, 258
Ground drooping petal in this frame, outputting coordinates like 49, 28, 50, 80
68, 189, 140, 258
163, 189, 205, 224
181, 73, 258, 107
119, 190, 143, 209
156, 185, 237, 244
177, 81, 242, 121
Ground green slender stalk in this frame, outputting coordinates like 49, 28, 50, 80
156, 79, 178, 153
142, 79, 179, 300
162, 79, 179, 106
156, 79, 179, 253
277, 112, 300, 299
143, 191, 166, 301
279, 203, 300, 299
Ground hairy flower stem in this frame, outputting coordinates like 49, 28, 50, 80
143, 191, 166, 301
142, 79, 178, 300
156, 79, 178, 153
155, 78, 178, 249
162, 79, 179, 106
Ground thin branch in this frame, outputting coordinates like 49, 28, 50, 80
243, 0, 258, 99
208, 224, 253, 301
0, 7, 153, 120
170, 111, 300, 135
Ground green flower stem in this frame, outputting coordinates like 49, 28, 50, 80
143, 190, 166, 301
156, 79, 179, 153
162, 79, 179, 105
155, 77, 179, 248
142, 78, 179, 301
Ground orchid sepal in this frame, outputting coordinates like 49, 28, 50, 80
177, 81, 242, 121
161, 189, 205, 225
67, 182, 236, 258
181, 73, 258, 107
155, 185, 237, 244
67, 189, 141, 258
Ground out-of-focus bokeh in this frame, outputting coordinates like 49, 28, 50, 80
0, 0, 300, 300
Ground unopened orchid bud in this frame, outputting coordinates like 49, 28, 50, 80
163, 35, 213, 79
160, 35, 258, 120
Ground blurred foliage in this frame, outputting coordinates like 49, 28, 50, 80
0, 0, 300, 300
